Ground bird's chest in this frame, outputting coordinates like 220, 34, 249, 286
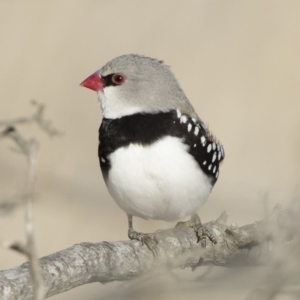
97, 111, 224, 220
104, 136, 212, 220
98, 111, 224, 183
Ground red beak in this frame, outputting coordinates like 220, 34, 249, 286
80, 73, 104, 91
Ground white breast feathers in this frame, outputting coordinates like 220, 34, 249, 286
106, 136, 213, 221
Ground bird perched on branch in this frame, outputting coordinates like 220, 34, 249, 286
80, 54, 225, 255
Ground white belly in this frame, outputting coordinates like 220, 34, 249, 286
106, 136, 212, 221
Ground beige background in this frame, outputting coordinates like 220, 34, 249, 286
0, 1, 299, 299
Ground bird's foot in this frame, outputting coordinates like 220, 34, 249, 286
176, 214, 217, 247
128, 228, 158, 256
193, 222, 217, 247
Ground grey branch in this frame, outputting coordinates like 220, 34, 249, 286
1, 207, 297, 300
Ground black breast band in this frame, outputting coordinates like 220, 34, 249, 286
98, 110, 224, 184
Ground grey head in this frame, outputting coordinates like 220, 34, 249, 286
89, 54, 197, 119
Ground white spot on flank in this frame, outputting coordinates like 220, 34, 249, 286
208, 164, 212, 170
192, 118, 196, 123
173, 121, 176, 124
217, 144, 220, 151
203, 161, 207, 165
220, 145, 224, 157
213, 166, 216, 173
187, 123, 192, 132
101, 157, 106, 163
212, 152, 217, 163
194, 144, 197, 147
212, 143, 216, 150
194, 126, 199, 136
216, 171, 219, 178
220, 145, 225, 157
180, 115, 187, 123
176, 109, 182, 118
207, 144, 212, 153
201, 136, 206, 146
218, 151, 222, 161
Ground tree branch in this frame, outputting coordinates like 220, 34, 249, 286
1, 207, 296, 299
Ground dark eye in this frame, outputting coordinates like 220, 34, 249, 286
112, 73, 126, 85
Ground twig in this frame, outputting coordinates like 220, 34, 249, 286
1, 128, 45, 300
24, 138, 44, 300
0, 101, 62, 137
1, 102, 63, 299
0, 240, 29, 255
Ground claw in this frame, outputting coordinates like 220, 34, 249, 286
128, 229, 158, 257
141, 234, 158, 256
194, 223, 217, 246
176, 214, 217, 247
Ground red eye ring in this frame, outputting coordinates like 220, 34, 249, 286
112, 73, 126, 85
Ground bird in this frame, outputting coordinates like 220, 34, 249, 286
80, 54, 225, 254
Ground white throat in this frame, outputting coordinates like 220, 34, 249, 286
97, 87, 142, 119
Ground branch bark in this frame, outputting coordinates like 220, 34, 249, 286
1, 207, 295, 300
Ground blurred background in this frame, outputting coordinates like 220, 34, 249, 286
0, 0, 299, 299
